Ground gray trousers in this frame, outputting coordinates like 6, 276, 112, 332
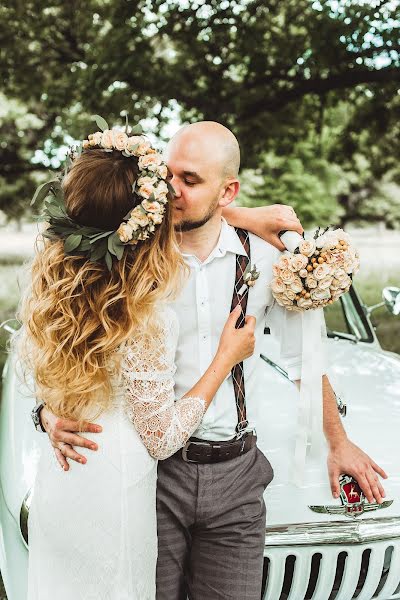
156, 445, 274, 600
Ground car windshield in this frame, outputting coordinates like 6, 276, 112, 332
324, 286, 374, 343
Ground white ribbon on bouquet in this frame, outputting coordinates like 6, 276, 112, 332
280, 231, 326, 485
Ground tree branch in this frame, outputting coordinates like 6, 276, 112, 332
241, 66, 400, 119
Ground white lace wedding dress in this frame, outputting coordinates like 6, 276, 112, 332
27, 307, 205, 600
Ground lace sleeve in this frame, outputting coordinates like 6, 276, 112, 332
121, 325, 206, 460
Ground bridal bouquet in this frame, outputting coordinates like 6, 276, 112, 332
271, 227, 360, 311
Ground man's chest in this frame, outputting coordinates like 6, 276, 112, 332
171, 252, 273, 341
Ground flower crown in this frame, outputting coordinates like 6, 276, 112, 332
31, 115, 174, 270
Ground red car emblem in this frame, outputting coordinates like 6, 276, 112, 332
309, 475, 393, 519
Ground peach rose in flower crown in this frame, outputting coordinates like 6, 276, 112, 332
141, 200, 162, 213
138, 183, 155, 199
101, 129, 114, 149
139, 154, 162, 172
113, 130, 128, 151
117, 223, 134, 243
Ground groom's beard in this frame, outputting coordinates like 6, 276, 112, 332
174, 202, 218, 233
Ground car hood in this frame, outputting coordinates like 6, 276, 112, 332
1, 338, 399, 530
257, 336, 400, 527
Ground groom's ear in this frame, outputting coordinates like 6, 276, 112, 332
218, 179, 240, 208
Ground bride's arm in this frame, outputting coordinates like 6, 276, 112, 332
222, 204, 303, 250
123, 308, 255, 460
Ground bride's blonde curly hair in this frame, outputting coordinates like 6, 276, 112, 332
18, 149, 185, 422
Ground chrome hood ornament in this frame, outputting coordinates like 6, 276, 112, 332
309, 475, 393, 519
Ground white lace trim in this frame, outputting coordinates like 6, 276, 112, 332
121, 308, 206, 459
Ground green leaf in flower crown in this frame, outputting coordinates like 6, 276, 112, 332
89, 230, 114, 243
93, 114, 109, 132
64, 234, 83, 253
46, 205, 66, 219
30, 179, 59, 206
130, 124, 143, 135
90, 239, 107, 262
77, 238, 92, 252
105, 251, 113, 271
132, 181, 137, 195
108, 232, 125, 260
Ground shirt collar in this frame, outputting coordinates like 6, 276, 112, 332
216, 218, 248, 258
182, 218, 248, 265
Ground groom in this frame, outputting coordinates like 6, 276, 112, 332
41, 121, 387, 599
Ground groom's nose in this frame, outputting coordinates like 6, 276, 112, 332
170, 175, 182, 198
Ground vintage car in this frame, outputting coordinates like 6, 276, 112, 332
1, 285, 400, 600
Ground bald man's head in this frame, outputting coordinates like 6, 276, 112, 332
168, 121, 240, 181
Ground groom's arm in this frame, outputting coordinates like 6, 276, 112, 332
222, 204, 303, 250
320, 375, 387, 503
40, 407, 102, 470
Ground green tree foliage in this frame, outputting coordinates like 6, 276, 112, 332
0, 0, 399, 224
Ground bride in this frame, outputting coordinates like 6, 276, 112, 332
18, 127, 256, 600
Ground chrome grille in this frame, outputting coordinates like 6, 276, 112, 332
263, 539, 400, 600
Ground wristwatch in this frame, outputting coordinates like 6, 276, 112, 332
31, 402, 46, 432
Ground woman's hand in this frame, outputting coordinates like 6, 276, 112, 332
222, 205, 303, 251
217, 305, 256, 368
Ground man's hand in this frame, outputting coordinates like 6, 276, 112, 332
41, 407, 102, 471
327, 438, 388, 503
222, 204, 303, 250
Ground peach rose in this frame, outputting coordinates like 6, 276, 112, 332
141, 200, 162, 213
280, 268, 296, 285
297, 297, 313, 309
154, 180, 168, 199
318, 276, 333, 289
290, 254, 309, 272
82, 139, 90, 149
149, 212, 164, 225
117, 223, 133, 243
272, 264, 281, 278
299, 239, 316, 257
113, 130, 128, 151
125, 136, 145, 155
137, 175, 158, 187
314, 263, 332, 280
289, 277, 303, 294
139, 153, 162, 172
101, 129, 114, 149
284, 289, 296, 301
157, 164, 168, 179
311, 288, 331, 302
138, 183, 155, 199
271, 277, 286, 294
130, 207, 149, 228
135, 140, 152, 156
126, 218, 139, 232
306, 274, 318, 289
278, 255, 291, 270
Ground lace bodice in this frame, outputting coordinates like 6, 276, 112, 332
121, 307, 206, 459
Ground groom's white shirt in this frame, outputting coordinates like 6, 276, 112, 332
169, 218, 304, 441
